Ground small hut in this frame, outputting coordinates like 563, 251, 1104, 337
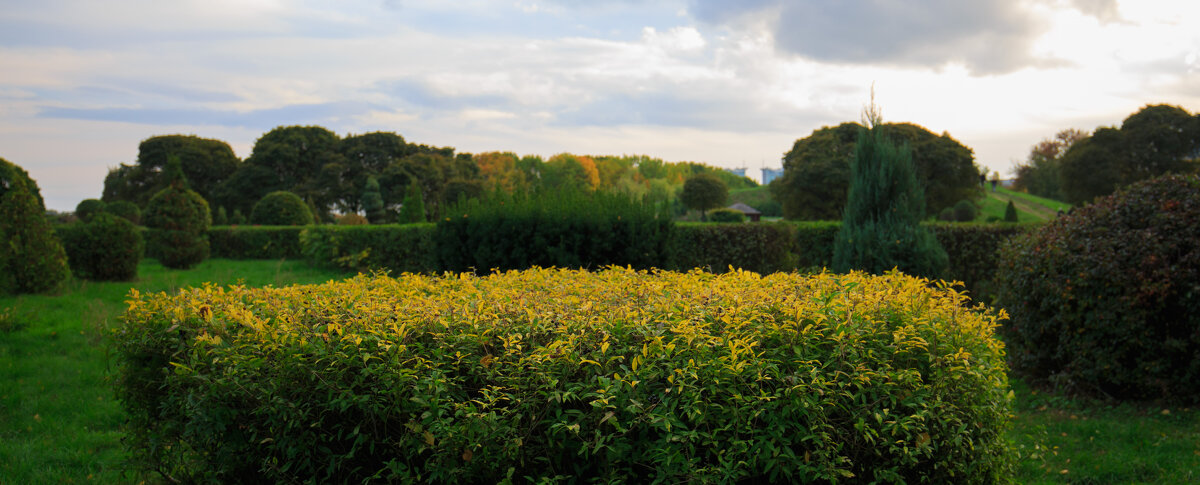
727, 202, 762, 222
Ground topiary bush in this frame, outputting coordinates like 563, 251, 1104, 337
75, 198, 107, 223
250, 191, 314, 226
59, 212, 143, 281
144, 158, 211, 269
996, 173, 1200, 401
0, 157, 71, 295
116, 267, 1013, 484
1003, 200, 1018, 223
952, 199, 978, 222
707, 208, 745, 223
107, 200, 142, 225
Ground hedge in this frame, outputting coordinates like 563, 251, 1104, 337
115, 267, 1013, 483
208, 225, 306, 260
666, 222, 796, 274
300, 223, 438, 274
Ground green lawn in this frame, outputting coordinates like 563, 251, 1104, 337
973, 186, 1072, 223
3, 258, 1196, 483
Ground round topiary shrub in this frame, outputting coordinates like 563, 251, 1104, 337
336, 213, 368, 226
0, 157, 71, 295
996, 173, 1200, 401
75, 198, 107, 223
952, 199, 977, 222
144, 159, 211, 270
107, 200, 142, 225
251, 191, 314, 226
61, 212, 143, 281
707, 208, 746, 223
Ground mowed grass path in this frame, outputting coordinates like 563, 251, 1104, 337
0, 259, 347, 484
3, 258, 1198, 483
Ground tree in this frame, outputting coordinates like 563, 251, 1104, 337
0, 157, 70, 295
398, 180, 426, 223
772, 121, 978, 220
680, 173, 728, 221
1004, 200, 1019, 222
143, 157, 211, 269
103, 135, 240, 209
1010, 128, 1086, 200
333, 132, 407, 214
361, 176, 386, 224
832, 99, 947, 278
1059, 104, 1200, 204
225, 125, 344, 219
251, 191, 314, 226
75, 198, 107, 223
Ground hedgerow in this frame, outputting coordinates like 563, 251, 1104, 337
667, 222, 796, 274
116, 267, 1013, 484
208, 225, 305, 260
300, 223, 438, 274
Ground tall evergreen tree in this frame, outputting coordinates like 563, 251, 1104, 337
398, 180, 426, 223
832, 95, 947, 278
0, 158, 71, 295
361, 175, 386, 224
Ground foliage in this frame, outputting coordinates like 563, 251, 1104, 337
361, 175, 386, 223
1003, 200, 1019, 222
115, 267, 1012, 484
143, 158, 211, 269
217, 126, 343, 217
300, 224, 439, 274
103, 135, 240, 209
74, 198, 107, 223
953, 199, 978, 222
107, 200, 142, 225
250, 190, 314, 226
679, 173, 728, 220
667, 223, 795, 274
0, 157, 71, 295
707, 208, 745, 223
397, 179, 426, 223
334, 131, 407, 214
728, 186, 782, 218
996, 174, 1200, 401
435, 190, 671, 273
57, 213, 142, 281
926, 222, 1033, 302
336, 213, 369, 226
773, 122, 979, 220
208, 226, 306, 260
230, 209, 246, 225
1010, 129, 1086, 201
833, 125, 948, 279
1060, 104, 1200, 204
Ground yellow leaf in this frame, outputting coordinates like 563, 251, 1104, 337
423, 431, 434, 446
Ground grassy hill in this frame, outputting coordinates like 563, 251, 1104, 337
975, 187, 1071, 222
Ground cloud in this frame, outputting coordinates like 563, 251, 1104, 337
37, 101, 388, 130
688, 0, 1057, 75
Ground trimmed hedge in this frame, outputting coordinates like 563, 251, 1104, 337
926, 222, 1035, 302
666, 222, 796, 274
115, 267, 1013, 483
300, 224, 438, 274
57, 213, 143, 281
791, 221, 841, 269
997, 174, 1200, 401
208, 225, 306, 260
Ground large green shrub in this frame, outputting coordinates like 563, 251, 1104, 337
58, 212, 143, 281
667, 222, 795, 274
833, 124, 948, 278
208, 226, 305, 260
115, 268, 1012, 483
707, 208, 745, 223
74, 198, 107, 223
250, 191, 314, 226
435, 190, 671, 273
144, 158, 211, 269
301, 224, 438, 274
0, 157, 71, 295
107, 200, 142, 225
997, 174, 1200, 401
952, 199, 978, 222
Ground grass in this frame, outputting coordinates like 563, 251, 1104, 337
972, 186, 1072, 222
3, 258, 1198, 483
0, 258, 347, 484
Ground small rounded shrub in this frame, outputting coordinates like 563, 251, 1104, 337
707, 208, 746, 223
937, 207, 955, 222
997, 174, 1200, 401
336, 213, 368, 226
952, 199, 977, 222
107, 200, 142, 225
61, 212, 143, 281
75, 198, 107, 223
0, 157, 71, 295
144, 177, 211, 270
251, 191, 314, 226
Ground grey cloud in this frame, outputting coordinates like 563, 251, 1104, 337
37, 101, 388, 129
382, 79, 513, 111
690, 0, 1055, 75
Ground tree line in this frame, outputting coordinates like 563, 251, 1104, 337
100, 126, 757, 224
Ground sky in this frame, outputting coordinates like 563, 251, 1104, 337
2, 0, 1198, 212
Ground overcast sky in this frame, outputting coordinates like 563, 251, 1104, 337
3, 0, 1198, 211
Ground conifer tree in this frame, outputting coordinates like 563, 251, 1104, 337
0, 159, 70, 295
361, 175, 386, 224
144, 156, 211, 269
1004, 200, 1019, 222
832, 93, 947, 278
398, 180, 426, 224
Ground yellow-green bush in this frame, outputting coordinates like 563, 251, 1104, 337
116, 268, 1012, 484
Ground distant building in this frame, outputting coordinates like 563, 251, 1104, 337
761, 167, 784, 185
725, 167, 747, 178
